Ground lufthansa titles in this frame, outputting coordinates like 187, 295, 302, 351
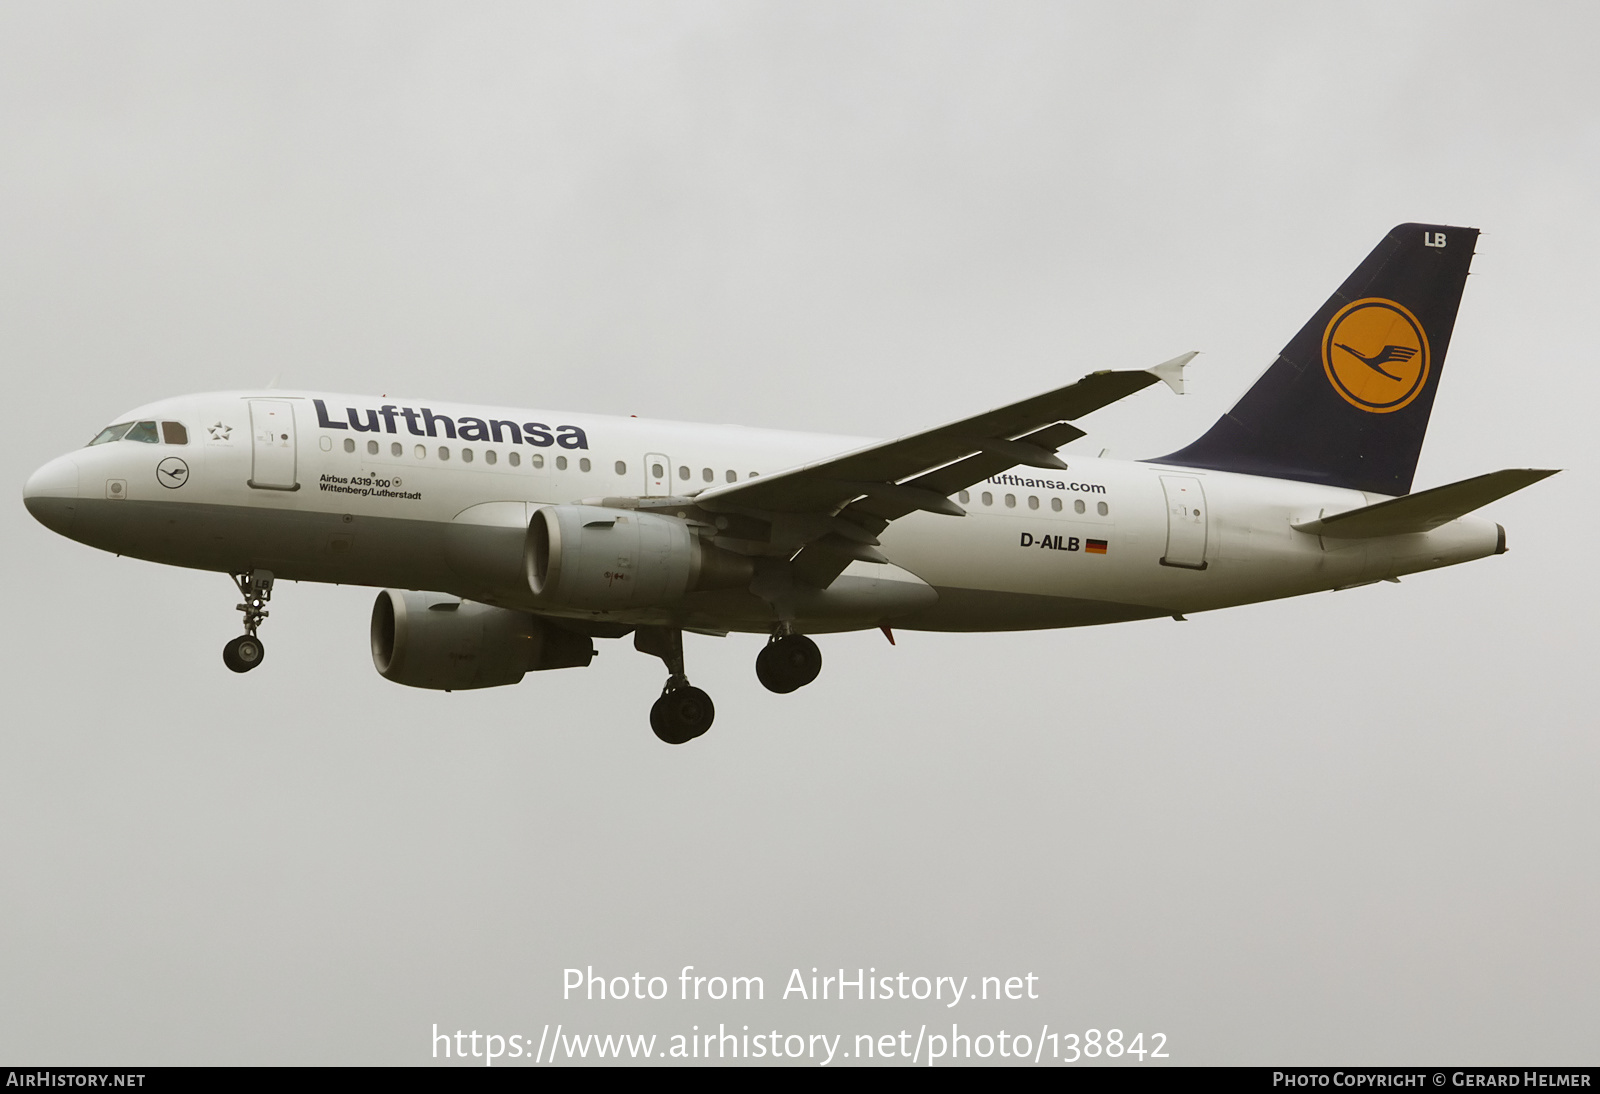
314, 399, 588, 449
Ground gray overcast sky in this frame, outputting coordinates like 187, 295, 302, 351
2, 1, 1595, 1066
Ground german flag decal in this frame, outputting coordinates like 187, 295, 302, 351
1086, 539, 1108, 555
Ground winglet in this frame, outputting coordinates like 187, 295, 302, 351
1145, 352, 1196, 395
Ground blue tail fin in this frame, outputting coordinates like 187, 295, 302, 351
1154, 223, 1478, 495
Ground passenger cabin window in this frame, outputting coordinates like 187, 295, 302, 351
367, 440, 379, 455
462, 448, 474, 463
958, 490, 970, 503
555, 456, 567, 470
391, 442, 403, 457
532, 454, 544, 468
125, 421, 159, 444
509, 452, 521, 467
161, 422, 188, 445
725, 469, 736, 483
579, 458, 590, 472
1097, 501, 1110, 516
702, 467, 713, 482
981, 492, 993, 506
1074, 499, 1086, 514
486, 450, 497, 465
1051, 498, 1062, 512
678, 466, 690, 480
344, 438, 356, 453
88, 423, 134, 446
616, 461, 628, 476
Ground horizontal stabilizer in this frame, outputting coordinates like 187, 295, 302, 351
1293, 468, 1559, 538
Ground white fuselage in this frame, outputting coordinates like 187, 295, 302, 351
23, 390, 1503, 634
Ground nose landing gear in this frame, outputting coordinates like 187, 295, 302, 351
755, 632, 822, 694
223, 570, 274, 674
635, 626, 715, 744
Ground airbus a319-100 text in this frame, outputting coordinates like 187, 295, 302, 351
23, 224, 1555, 743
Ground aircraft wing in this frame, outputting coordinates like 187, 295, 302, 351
688, 353, 1193, 585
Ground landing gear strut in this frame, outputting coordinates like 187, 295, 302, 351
755, 632, 822, 694
223, 570, 273, 674
635, 626, 715, 744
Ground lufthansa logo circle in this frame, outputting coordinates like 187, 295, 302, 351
1321, 297, 1430, 414
156, 456, 189, 489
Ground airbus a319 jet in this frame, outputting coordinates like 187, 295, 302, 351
23, 224, 1555, 743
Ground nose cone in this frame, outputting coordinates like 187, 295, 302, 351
24, 454, 79, 536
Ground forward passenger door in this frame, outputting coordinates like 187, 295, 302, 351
248, 400, 298, 490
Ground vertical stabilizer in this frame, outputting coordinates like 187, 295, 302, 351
1154, 223, 1478, 495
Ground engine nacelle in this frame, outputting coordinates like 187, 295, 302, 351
370, 590, 595, 691
525, 504, 753, 610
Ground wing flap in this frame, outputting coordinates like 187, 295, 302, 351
1292, 468, 1558, 538
852, 421, 1088, 522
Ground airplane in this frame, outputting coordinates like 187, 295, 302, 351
22, 223, 1557, 744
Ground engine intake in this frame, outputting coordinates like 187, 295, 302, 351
525, 504, 754, 610
371, 589, 595, 691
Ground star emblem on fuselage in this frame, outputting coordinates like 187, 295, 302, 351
209, 422, 232, 441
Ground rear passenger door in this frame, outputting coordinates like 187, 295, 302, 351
1159, 475, 1208, 569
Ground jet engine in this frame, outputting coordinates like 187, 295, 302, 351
525, 504, 754, 610
370, 589, 595, 691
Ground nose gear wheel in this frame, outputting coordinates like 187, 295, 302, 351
223, 634, 265, 673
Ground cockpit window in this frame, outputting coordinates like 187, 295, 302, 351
88, 422, 134, 446
125, 421, 159, 443
161, 421, 188, 445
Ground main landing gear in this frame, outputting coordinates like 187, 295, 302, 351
755, 632, 822, 694
223, 570, 274, 674
635, 626, 715, 745
631, 626, 824, 744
